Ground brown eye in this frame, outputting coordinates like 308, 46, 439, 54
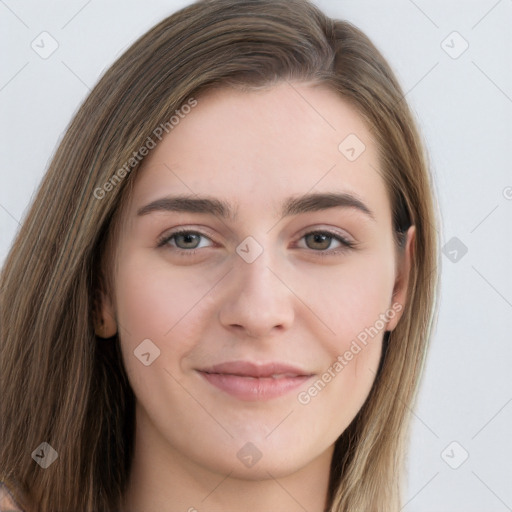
304, 232, 334, 250
297, 230, 355, 255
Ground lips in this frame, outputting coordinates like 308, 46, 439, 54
197, 361, 314, 401
200, 360, 311, 378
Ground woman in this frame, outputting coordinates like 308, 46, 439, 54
0, 0, 439, 510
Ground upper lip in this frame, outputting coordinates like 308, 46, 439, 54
198, 361, 314, 378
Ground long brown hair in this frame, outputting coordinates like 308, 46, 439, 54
0, 0, 439, 510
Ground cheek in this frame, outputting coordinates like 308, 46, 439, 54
113, 251, 220, 385
287, 253, 394, 432
293, 261, 392, 435
295, 343, 381, 450
292, 249, 396, 346
114, 250, 215, 343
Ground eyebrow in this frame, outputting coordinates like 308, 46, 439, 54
136, 192, 376, 222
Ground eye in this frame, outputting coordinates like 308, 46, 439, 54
157, 229, 213, 253
156, 228, 357, 257
296, 230, 356, 255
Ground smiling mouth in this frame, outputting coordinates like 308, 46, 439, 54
197, 361, 315, 401
203, 372, 303, 379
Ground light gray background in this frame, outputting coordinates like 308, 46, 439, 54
1, 1, 511, 510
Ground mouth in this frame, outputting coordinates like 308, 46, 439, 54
197, 361, 315, 401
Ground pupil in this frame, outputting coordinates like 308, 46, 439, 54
180, 233, 198, 248
309, 233, 329, 250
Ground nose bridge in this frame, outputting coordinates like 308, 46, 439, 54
236, 246, 279, 299
218, 238, 294, 337
234, 230, 281, 292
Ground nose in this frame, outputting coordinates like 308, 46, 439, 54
218, 249, 295, 339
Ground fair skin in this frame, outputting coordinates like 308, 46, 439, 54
97, 82, 414, 512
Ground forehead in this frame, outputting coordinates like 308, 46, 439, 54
128, 82, 391, 224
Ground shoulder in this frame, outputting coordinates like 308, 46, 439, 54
0, 482, 25, 512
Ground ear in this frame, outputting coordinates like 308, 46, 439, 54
386, 225, 415, 332
93, 287, 118, 339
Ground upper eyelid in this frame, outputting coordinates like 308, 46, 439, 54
295, 225, 354, 242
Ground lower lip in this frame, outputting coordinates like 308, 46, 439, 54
198, 371, 313, 401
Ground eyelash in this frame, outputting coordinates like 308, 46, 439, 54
156, 228, 356, 257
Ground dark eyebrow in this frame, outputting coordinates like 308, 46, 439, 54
281, 192, 375, 221
137, 192, 375, 222
137, 195, 237, 220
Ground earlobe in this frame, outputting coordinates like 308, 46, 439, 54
386, 225, 416, 332
93, 288, 118, 339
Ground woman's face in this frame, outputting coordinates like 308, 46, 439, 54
102, 82, 413, 482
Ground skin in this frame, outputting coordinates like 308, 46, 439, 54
96, 81, 415, 512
